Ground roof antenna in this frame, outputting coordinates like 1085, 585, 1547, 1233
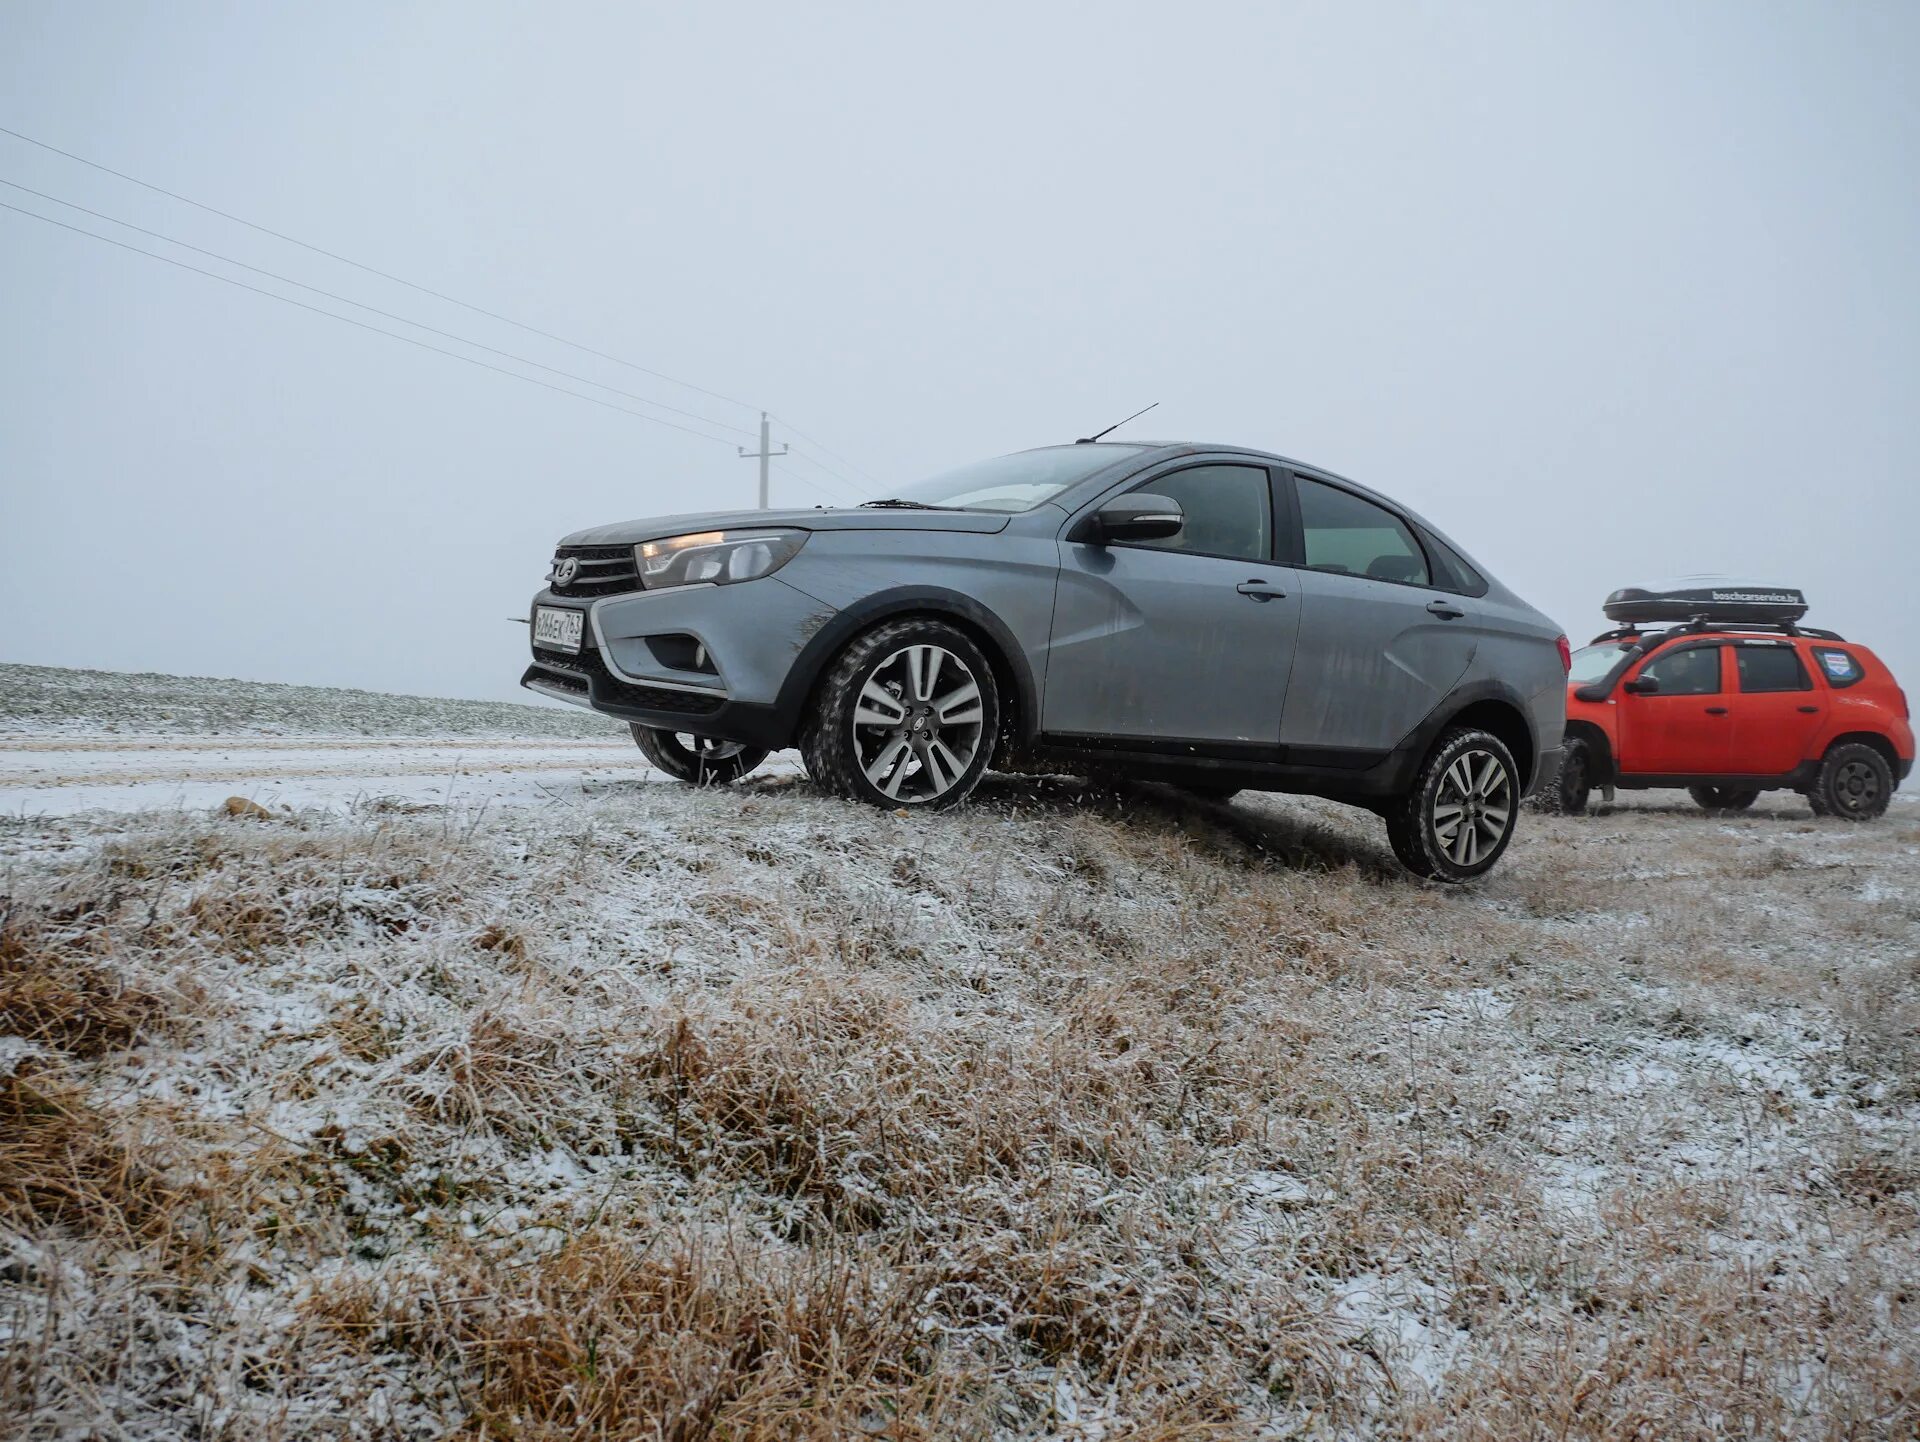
1077, 401, 1158, 444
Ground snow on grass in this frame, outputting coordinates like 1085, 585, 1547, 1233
0, 661, 623, 739
1, 696, 1917, 1436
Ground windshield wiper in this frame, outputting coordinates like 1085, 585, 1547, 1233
859, 498, 947, 509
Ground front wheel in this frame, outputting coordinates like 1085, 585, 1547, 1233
1536, 736, 1592, 815
800, 619, 999, 811
1384, 727, 1521, 882
1805, 743, 1893, 821
631, 725, 767, 786
1688, 784, 1759, 812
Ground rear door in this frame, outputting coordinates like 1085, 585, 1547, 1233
1277, 475, 1478, 756
1044, 461, 1302, 744
1617, 643, 1733, 774
1729, 640, 1824, 774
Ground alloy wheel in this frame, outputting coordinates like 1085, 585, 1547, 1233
849, 644, 987, 803
673, 734, 746, 762
1431, 748, 1513, 868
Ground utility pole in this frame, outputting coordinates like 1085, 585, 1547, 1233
737, 411, 789, 508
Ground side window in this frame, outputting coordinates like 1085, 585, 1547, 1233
1812, 647, 1864, 689
1421, 529, 1487, 597
1639, 645, 1721, 696
1125, 464, 1270, 562
1296, 478, 1430, 586
1736, 645, 1812, 693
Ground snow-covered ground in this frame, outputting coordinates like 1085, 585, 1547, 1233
0, 661, 799, 815
4, 664, 1917, 1440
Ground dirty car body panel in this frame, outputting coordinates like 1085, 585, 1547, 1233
522, 442, 1566, 808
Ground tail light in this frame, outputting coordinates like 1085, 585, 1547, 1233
1556, 635, 1572, 674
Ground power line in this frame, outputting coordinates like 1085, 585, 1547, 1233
0, 197, 748, 448
771, 414, 883, 488
777, 444, 869, 495
0, 174, 757, 440
3, 197, 861, 508
770, 458, 862, 506
0, 122, 764, 419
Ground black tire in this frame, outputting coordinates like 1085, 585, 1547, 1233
1805, 742, 1893, 821
1384, 726, 1521, 882
631, 725, 767, 786
1536, 736, 1592, 815
1688, 784, 1759, 812
800, 618, 999, 811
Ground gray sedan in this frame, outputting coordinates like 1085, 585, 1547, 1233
523, 442, 1567, 880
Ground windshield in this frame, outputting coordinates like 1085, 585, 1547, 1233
1569, 642, 1634, 684
872, 445, 1147, 513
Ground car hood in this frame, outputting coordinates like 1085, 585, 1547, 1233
560, 506, 1011, 547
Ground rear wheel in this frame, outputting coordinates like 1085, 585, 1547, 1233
631, 725, 767, 786
1384, 727, 1520, 882
1688, 784, 1760, 812
801, 618, 999, 811
1537, 736, 1592, 815
1806, 743, 1892, 821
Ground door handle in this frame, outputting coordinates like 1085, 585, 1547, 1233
1705, 706, 1729, 715
1236, 580, 1285, 601
1426, 600, 1465, 619
1797, 705, 1819, 714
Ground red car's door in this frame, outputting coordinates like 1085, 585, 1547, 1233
1728, 641, 1825, 774
1617, 643, 1734, 775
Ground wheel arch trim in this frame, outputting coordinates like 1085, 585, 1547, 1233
773, 586, 1040, 747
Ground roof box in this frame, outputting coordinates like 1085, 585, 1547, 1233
1603, 578, 1808, 626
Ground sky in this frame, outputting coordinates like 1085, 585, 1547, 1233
3, 2, 1917, 703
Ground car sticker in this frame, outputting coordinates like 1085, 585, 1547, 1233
1819, 650, 1855, 679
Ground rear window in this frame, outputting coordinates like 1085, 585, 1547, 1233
1813, 646, 1865, 688
1736, 644, 1812, 693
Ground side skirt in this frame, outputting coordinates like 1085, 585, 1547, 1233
1611, 764, 1818, 792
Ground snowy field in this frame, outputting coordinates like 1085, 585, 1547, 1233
2, 664, 1917, 1439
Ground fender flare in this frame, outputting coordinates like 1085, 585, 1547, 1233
1403, 678, 1542, 784
771, 586, 1042, 745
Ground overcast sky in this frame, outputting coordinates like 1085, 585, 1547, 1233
3, 2, 1916, 703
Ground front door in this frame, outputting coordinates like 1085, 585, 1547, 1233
1044, 462, 1301, 744
1618, 643, 1734, 774
1729, 641, 1825, 774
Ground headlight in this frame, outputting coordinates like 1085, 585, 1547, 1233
634, 528, 808, 590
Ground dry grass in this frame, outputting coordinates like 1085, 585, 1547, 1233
0, 779, 1915, 1439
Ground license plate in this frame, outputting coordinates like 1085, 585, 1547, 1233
533, 607, 584, 653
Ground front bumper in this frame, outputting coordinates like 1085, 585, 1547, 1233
520, 574, 836, 749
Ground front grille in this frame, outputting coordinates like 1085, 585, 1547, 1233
529, 645, 724, 716
548, 544, 640, 598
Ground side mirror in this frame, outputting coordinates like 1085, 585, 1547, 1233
1075, 493, 1184, 545
1623, 676, 1660, 695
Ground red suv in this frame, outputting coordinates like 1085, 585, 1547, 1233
1549, 606, 1912, 819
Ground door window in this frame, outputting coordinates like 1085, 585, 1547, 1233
1639, 645, 1721, 696
1296, 478, 1430, 585
1736, 645, 1812, 693
1125, 465, 1271, 561
1420, 529, 1487, 596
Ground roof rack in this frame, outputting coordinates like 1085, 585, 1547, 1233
1587, 619, 1846, 647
